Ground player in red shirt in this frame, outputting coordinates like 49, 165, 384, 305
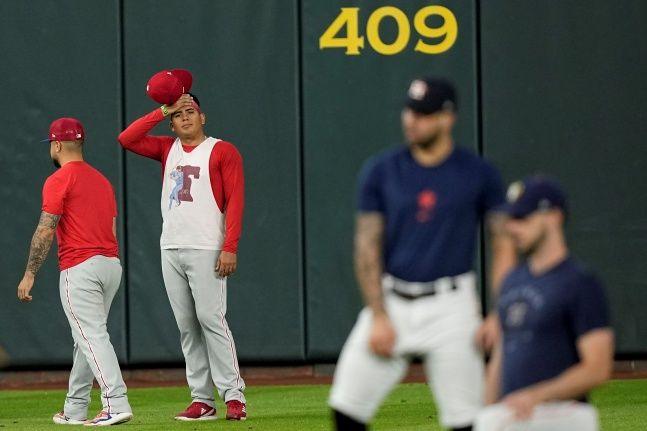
17, 118, 133, 426
119, 92, 246, 421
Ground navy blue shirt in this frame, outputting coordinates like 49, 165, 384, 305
357, 145, 504, 282
498, 257, 610, 397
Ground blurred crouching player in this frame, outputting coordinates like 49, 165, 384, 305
475, 176, 613, 431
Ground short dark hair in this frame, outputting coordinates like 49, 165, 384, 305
188, 92, 200, 107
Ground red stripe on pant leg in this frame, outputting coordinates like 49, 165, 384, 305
65, 269, 112, 412
219, 277, 242, 391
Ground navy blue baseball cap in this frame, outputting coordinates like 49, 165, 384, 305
501, 176, 567, 218
404, 77, 457, 115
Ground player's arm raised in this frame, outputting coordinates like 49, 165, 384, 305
17, 211, 60, 302
118, 95, 193, 160
354, 212, 394, 357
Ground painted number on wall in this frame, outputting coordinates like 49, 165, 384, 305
319, 6, 458, 56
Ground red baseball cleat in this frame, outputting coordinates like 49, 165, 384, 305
226, 400, 247, 421
174, 402, 216, 421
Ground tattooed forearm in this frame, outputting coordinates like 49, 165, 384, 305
354, 213, 385, 314
25, 212, 59, 276
26, 229, 54, 275
38, 212, 60, 229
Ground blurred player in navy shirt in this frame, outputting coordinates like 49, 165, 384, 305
329, 77, 516, 431
476, 176, 613, 431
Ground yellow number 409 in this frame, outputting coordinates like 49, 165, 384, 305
319, 6, 458, 56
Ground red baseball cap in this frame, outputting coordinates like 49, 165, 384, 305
171, 69, 192, 93
146, 69, 193, 105
42, 117, 85, 143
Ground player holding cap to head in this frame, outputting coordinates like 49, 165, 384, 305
17, 118, 133, 426
475, 176, 613, 431
118, 69, 246, 421
329, 77, 516, 431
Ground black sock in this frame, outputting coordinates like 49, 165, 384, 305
452, 426, 472, 431
333, 409, 367, 431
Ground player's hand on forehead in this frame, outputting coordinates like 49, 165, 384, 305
167, 94, 195, 115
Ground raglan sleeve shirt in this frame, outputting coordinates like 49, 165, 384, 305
119, 108, 244, 254
118, 108, 174, 163
210, 141, 244, 254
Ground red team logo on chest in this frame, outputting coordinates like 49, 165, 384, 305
169, 165, 200, 209
416, 189, 437, 222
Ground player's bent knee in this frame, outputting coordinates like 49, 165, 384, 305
333, 409, 367, 431
473, 404, 511, 431
329, 394, 374, 426
575, 404, 599, 427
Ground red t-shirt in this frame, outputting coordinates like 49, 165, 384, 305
42, 161, 119, 270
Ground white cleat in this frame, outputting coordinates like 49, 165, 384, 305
84, 410, 133, 426
53, 411, 86, 425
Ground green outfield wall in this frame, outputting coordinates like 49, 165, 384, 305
0, 0, 645, 367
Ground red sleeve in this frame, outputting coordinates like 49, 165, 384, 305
42, 173, 69, 215
210, 141, 244, 254
112, 185, 118, 217
118, 108, 174, 162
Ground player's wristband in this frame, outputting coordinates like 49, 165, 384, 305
160, 105, 169, 117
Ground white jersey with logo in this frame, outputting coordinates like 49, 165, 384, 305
160, 137, 224, 250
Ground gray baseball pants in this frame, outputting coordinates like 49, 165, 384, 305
161, 249, 245, 406
59, 255, 131, 420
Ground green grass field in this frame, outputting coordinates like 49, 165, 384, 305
1, 380, 646, 430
